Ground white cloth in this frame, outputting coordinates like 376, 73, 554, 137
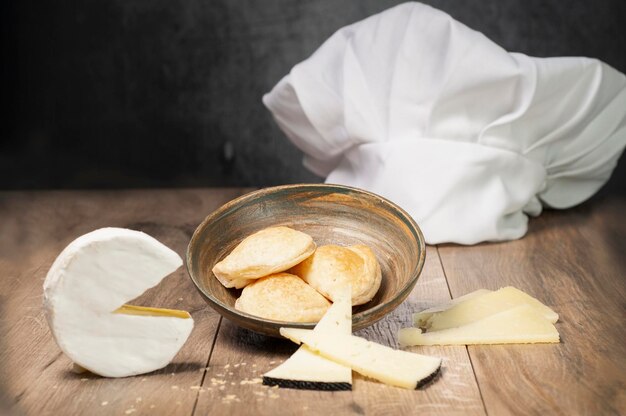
263, 2, 626, 244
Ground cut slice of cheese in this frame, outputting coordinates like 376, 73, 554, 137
399, 304, 560, 346
280, 327, 441, 390
421, 286, 558, 331
263, 286, 352, 390
114, 305, 192, 319
413, 289, 492, 327
43, 228, 194, 378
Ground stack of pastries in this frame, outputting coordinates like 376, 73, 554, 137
212, 226, 381, 322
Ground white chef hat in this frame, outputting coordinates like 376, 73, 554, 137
263, 2, 626, 244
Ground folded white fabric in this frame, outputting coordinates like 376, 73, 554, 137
263, 2, 626, 244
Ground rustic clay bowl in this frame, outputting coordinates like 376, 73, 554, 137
186, 184, 426, 337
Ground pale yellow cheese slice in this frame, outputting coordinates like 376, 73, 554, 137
399, 304, 560, 346
263, 287, 352, 388
421, 286, 558, 331
413, 289, 492, 327
114, 305, 192, 319
280, 327, 441, 389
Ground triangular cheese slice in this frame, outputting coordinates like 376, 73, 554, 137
263, 286, 352, 390
280, 327, 441, 390
421, 286, 558, 331
399, 304, 560, 346
413, 289, 492, 327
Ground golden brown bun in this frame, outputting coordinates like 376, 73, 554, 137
235, 273, 331, 322
290, 244, 382, 306
212, 226, 316, 289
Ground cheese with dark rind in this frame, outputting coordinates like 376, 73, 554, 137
263, 286, 352, 390
262, 377, 351, 391
280, 327, 441, 390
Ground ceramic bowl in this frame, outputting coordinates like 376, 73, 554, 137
186, 184, 425, 337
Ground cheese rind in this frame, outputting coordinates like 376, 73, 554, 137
262, 344, 352, 390
421, 286, 558, 331
263, 286, 352, 390
43, 228, 194, 378
280, 328, 441, 390
399, 304, 560, 346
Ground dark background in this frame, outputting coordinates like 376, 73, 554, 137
1, 0, 625, 193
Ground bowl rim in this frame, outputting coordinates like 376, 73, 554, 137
185, 183, 426, 332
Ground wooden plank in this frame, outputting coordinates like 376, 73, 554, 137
437, 197, 626, 416
194, 246, 486, 415
0, 188, 248, 415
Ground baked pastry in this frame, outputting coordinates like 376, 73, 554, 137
235, 273, 331, 322
291, 244, 381, 306
212, 226, 316, 289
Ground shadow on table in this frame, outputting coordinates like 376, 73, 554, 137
59, 361, 209, 380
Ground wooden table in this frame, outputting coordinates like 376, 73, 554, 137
1, 189, 624, 415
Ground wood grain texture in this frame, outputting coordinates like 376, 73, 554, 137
0, 189, 247, 415
437, 197, 626, 416
194, 245, 485, 416
2, 190, 624, 416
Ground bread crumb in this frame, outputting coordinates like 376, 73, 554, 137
176, 401, 181, 405
101, 401, 108, 406
135, 397, 142, 403
149, 404, 156, 409
189, 386, 201, 390
124, 409, 136, 415
80, 378, 88, 382
240, 378, 262, 385
221, 394, 240, 404
141, 378, 147, 382
171, 385, 179, 390
178, 298, 183, 301
224, 364, 230, 369
210, 378, 226, 385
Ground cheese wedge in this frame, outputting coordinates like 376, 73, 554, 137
421, 286, 558, 331
263, 286, 352, 390
399, 304, 560, 346
280, 328, 441, 390
413, 289, 492, 327
43, 228, 194, 378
